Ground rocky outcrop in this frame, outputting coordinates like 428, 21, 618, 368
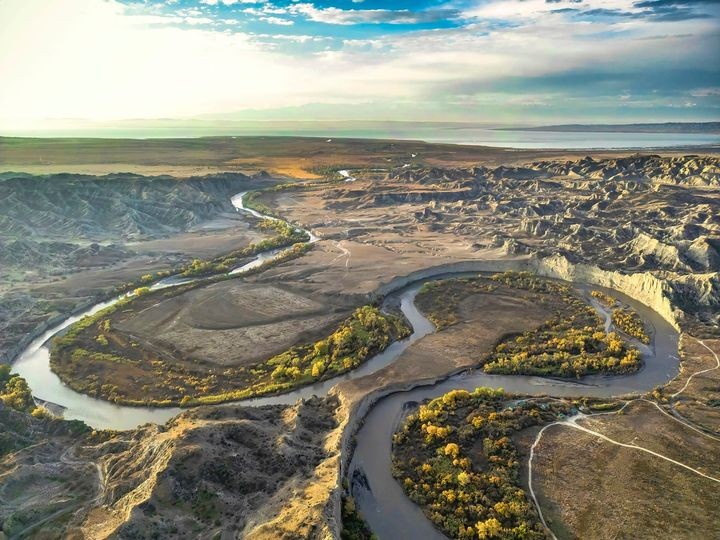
526, 155, 720, 187
354, 156, 720, 280
374, 256, 683, 330
0, 171, 271, 364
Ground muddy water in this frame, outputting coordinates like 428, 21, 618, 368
349, 281, 679, 539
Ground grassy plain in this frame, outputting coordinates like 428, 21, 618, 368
4, 136, 717, 177
50, 278, 408, 406
523, 337, 720, 539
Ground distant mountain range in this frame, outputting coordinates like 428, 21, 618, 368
500, 122, 720, 134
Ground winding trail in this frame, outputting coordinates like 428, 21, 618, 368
528, 424, 559, 540
527, 381, 720, 540
528, 407, 720, 526
562, 413, 720, 482
642, 397, 720, 443
670, 338, 720, 399
348, 280, 682, 539
330, 240, 351, 270
6, 444, 107, 540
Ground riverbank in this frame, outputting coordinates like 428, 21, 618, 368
336, 266, 679, 539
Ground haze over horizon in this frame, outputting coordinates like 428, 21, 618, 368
1, 0, 719, 135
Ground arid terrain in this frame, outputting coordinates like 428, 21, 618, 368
0, 170, 277, 364
0, 137, 719, 539
520, 336, 720, 539
0, 395, 343, 539
256, 154, 720, 335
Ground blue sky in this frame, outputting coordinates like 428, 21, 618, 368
0, 0, 718, 129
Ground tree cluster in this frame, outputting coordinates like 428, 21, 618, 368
393, 387, 570, 539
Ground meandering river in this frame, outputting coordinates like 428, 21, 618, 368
10, 191, 428, 429
348, 282, 679, 539
10, 189, 681, 539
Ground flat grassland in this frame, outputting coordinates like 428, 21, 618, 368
523, 337, 720, 539
4, 136, 715, 177
49, 275, 409, 406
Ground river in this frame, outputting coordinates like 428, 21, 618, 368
9, 189, 681, 539
9, 192, 425, 429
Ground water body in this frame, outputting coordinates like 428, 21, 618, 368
10, 192, 297, 428
9, 191, 683, 540
9, 192, 412, 429
10, 122, 719, 149
10, 191, 679, 438
420, 127, 719, 150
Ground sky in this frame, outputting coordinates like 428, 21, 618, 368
0, 0, 719, 132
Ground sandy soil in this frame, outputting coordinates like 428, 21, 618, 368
337, 285, 551, 405
118, 281, 356, 366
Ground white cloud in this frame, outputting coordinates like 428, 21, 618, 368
690, 87, 720, 97
343, 39, 386, 49
260, 16, 294, 25
201, 0, 267, 5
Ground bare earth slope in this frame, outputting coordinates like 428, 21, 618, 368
0, 397, 342, 540
0, 171, 274, 363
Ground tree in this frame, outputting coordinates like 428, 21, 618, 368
444, 443, 460, 458
476, 518, 502, 539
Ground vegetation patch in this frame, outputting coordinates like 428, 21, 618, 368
50, 302, 409, 407
392, 387, 572, 539
589, 290, 616, 308
341, 496, 376, 540
0, 365, 89, 457
611, 308, 650, 344
416, 273, 642, 378
0, 365, 37, 415
483, 274, 641, 377
182, 305, 410, 407
591, 290, 650, 344
179, 218, 308, 278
